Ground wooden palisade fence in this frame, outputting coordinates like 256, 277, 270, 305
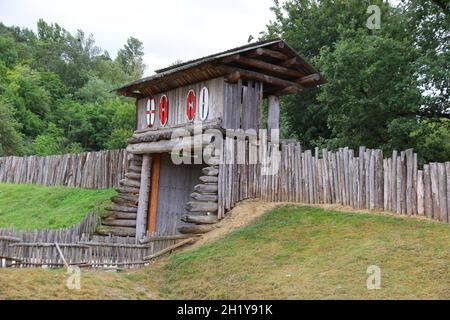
219, 141, 450, 224
0, 149, 127, 189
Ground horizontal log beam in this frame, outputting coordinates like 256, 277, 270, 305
178, 225, 216, 235
186, 201, 218, 212
222, 54, 303, 78
127, 133, 215, 155
202, 167, 219, 176
128, 165, 142, 174
125, 172, 141, 180
115, 186, 140, 195
190, 192, 218, 202
101, 218, 137, 228
194, 183, 218, 194
181, 214, 218, 224
216, 65, 303, 91
130, 119, 222, 143
111, 195, 138, 206
297, 73, 321, 85
103, 211, 137, 220
96, 226, 136, 237
249, 47, 289, 60
199, 175, 218, 183
106, 205, 138, 213
120, 178, 141, 188
226, 71, 241, 83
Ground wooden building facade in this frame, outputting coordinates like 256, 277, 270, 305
98, 39, 324, 240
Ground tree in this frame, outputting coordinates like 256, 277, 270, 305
33, 122, 66, 155
264, 0, 402, 148
116, 37, 145, 79
317, 35, 422, 150
2, 64, 51, 137
401, 0, 450, 118
0, 98, 24, 155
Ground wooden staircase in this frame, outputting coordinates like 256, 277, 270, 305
97, 154, 143, 237
179, 165, 220, 235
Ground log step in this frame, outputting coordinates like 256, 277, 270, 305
125, 172, 141, 180
120, 178, 141, 188
111, 195, 138, 206
106, 205, 138, 213
181, 214, 218, 224
202, 166, 219, 176
190, 192, 218, 202
199, 176, 218, 183
101, 218, 137, 228
115, 186, 140, 195
186, 201, 218, 212
128, 165, 142, 173
103, 211, 137, 220
96, 226, 136, 237
127, 154, 143, 161
178, 225, 216, 234
194, 183, 218, 194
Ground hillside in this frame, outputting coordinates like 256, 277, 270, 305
0, 183, 115, 229
1, 202, 449, 299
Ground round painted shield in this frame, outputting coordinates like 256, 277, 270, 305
146, 97, 156, 127
186, 89, 196, 121
159, 95, 168, 126
199, 87, 209, 121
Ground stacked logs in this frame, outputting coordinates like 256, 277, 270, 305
97, 154, 143, 237
179, 165, 220, 234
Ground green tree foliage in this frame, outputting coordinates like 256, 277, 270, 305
116, 37, 146, 79
0, 20, 144, 156
264, 0, 449, 163
0, 98, 23, 155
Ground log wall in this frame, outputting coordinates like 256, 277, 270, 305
0, 149, 127, 189
219, 140, 450, 224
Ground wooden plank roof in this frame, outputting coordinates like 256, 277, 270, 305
116, 38, 325, 98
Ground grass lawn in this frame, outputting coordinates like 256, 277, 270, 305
0, 183, 116, 229
1, 204, 449, 299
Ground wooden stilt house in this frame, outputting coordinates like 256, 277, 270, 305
98, 39, 324, 240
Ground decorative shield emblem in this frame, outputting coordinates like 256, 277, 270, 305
159, 95, 168, 126
186, 89, 196, 121
146, 97, 156, 127
199, 87, 209, 121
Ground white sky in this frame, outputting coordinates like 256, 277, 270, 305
0, 0, 276, 76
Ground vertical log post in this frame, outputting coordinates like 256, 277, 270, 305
267, 95, 279, 140
147, 153, 161, 233
135, 155, 151, 241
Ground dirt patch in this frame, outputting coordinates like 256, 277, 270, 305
188, 200, 279, 249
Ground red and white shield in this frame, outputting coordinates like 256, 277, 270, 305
159, 95, 169, 126
186, 89, 196, 121
146, 97, 156, 127
199, 86, 209, 121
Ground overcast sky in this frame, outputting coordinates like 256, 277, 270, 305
0, 0, 276, 76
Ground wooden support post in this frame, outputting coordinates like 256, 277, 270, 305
135, 155, 151, 240
267, 95, 280, 140
147, 154, 161, 233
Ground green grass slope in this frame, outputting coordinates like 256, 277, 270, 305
0, 183, 115, 229
159, 205, 450, 299
0, 204, 449, 299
